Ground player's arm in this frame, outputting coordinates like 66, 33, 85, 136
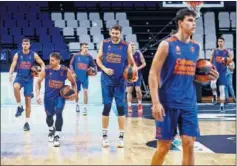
69, 54, 75, 73
149, 40, 169, 106
89, 56, 98, 73
9, 53, 18, 81
209, 50, 214, 63
35, 69, 45, 104
228, 61, 235, 71
127, 43, 137, 69
34, 53, 45, 69
227, 50, 233, 62
137, 51, 146, 70
67, 68, 77, 95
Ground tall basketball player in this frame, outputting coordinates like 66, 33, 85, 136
96, 25, 137, 148
35, 52, 77, 147
210, 37, 233, 112
149, 8, 219, 165
70, 43, 97, 115
126, 42, 146, 113
9, 38, 45, 131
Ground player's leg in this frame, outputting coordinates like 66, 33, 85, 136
135, 77, 143, 111
115, 82, 127, 148
54, 97, 66, 147
13, 77, 24, 117
219, 85, 226, 112
151, 108, 179, 165
82, 79, 89, 115
227, 74, 236, 102
101, 83, 113, 147
126, 85, 133, 113
75, 80, 81, 112
179, 108, 200, 165
23, 78, 33, 131
210, 79, 217, 104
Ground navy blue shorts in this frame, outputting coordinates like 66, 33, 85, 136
44, 96, 65, 116
101, 82, 126, 106
218, 71, 227, 86
155, 106, 200, 140
14, 76, 33, 97
76, 79, 88, 92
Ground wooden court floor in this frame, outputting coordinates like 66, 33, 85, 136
1, 104, 236, 165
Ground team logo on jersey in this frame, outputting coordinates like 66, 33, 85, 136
108, 45, 111, 50
175, 45, 181, 55
190, 46, 195, 53
119, 46, 122, 50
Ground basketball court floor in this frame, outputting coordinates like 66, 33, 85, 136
1, 73, 236, 165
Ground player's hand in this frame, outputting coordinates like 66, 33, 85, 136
208, 68, 219, 81
152, 103, 166, 121
36, 95, 42, 104
103, 68, 114, 76
67, 93, 77, 101
9, 74, 13, 82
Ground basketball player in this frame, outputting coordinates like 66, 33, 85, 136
210, 37, 233, 111
126, 42, 146, 113
96, 25, 137, 148
8, 38, 45, 131
225, 61, 236, 102
35, 52, 77, 147
70, 43, 97, 115
149, 8, 219, 165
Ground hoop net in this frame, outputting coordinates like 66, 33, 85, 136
184, 1, 204, 18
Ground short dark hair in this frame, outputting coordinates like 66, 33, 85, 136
110, 24, 122, 32
22, 38, 30, 43
80, 43, 88, 47
218, 36, 225, 41
50, 52, 61, 60
175, 8, 196, 27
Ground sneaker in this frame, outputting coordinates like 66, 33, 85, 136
212, 95, 217, 105
102, 137, 110, 148
138, 104, 143, 112
48, 127, 55, 142
220, 106, 225, 113
128, 106, 132, 113
76, 104, 80, 112
172, 138, 182, 147
15, 106, 24, 117
233, 98, 236, 103
53, 135, 60, 147
83, 108, 87, 116
23, 122, 30, 131
117, 138, 124, 148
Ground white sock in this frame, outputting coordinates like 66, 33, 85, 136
76, 102, 79, 105
119, 130, 124, 138
55, 131, 61, 137
84, 104, 87, 109
220, 103, 224, 107
49, 126, 54, 131
103, 128, 108, 137
128, 102, 132, 107
17, 102, 22, 107
213, 91, 217, 96
138, 100, 142, 105
26, 118, 30, 123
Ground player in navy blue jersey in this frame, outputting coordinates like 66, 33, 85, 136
96, 25, 137, 148
9, 38, 45, 131
149, 8, 219, 165
70, 43, 97, 115
35, 52, 77, 147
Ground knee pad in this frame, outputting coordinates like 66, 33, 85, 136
210, 80, 217, 90
219, 85, 225, 100
46, 116, 54, 127
117, 105, 125, 116
102, 103, 112, 116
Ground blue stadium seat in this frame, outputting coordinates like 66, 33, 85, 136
42, 49, 52, 60
39, 13, 50, 20
9, 27, 22, 36
23, 27, 34, 36
1, 34, 13, 44
13, 35, 24, 44
31, 43, 42, 52
17, 20, 29, 28
41, 19, 54, 28
30, 20, 41, 28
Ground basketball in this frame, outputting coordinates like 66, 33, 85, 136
87, 67, 97, 76
31, 65, 41, 77
123, 66, 138, 83
60, 85, 75, 99
194, 59, 214, 83
223, 57, 231, 66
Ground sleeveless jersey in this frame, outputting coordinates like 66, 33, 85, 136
159, 36, 200, 110
101, 39, 129, 85
212, 49, 229, 73
44, 65, 68, 100
133, 50, 142, 77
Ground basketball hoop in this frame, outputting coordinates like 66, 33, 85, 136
184, 1, 204, 18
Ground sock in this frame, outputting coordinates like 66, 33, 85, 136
213, 92, 217, 97
138, 100, 142, 105
55, 131, 61, 137
84, 104, 87, 109
49, 126, 54, 131
220, 103, 224, 107
128, 102, 132, 107
26, 118, 30, 123
17, 102, 22, 107
103, 128, 108, 138
119, 130, 124, 139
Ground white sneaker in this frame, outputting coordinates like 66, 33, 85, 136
117, 138, 124, 148
53, 136, 60, 147
102, 137, 110, 148
48, 128, 55, 142
83, 108, 87, 116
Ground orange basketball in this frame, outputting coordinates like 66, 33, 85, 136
194, 59, 214, 83
123, 66, 138, 83
87, 67, 97, 76
60, 85, 75, 99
